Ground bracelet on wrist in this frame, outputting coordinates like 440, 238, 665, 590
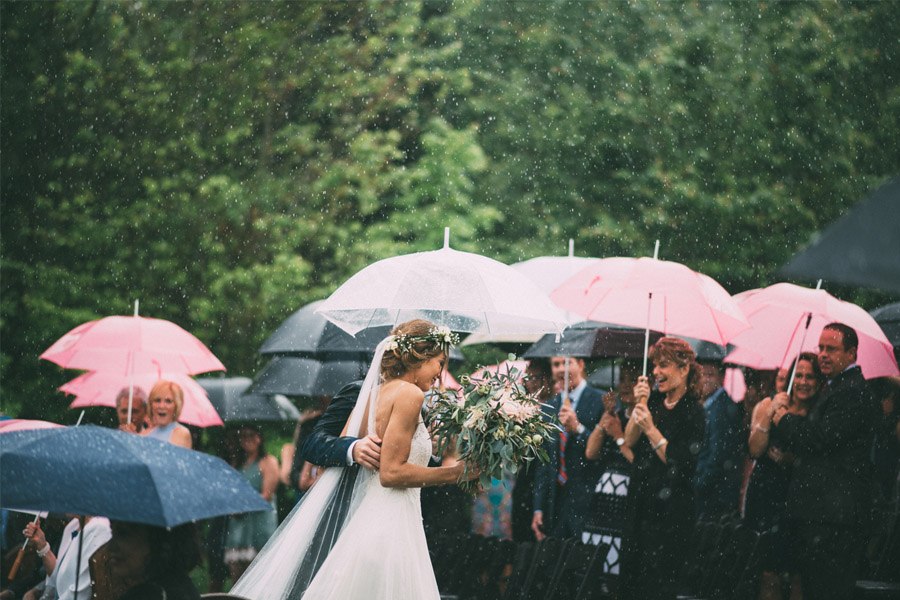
754, 425, 770, 434
652, 437, 668, 451
36, 543, 51, 558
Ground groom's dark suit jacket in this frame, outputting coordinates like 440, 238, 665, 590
533, 385, 605, 537
298, 380, 364, 468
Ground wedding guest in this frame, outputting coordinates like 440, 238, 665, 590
205, 428, 241, 593
738, 368, 778, 512
772, 323, 879, 600
870, 377, 900, 502
115, 386, 149, 433
619, 337, 705, 600
585, 359, 640, 464
511, 359, 553, 543
224, 425, 279, 583
775, 367, 790, 394
284, 406, 325, 508
141, 381, 192, 448
584, 359, 638, 576
105, 520, 201, 600
694, 358, 746, 519
21, 516, 111, 600
532, 356, 604, 540
745, 352, 823, 600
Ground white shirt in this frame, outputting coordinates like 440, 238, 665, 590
46, 517, 111, 600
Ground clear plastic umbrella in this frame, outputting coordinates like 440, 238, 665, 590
316, 229, 567, 337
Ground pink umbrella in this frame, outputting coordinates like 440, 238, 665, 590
724, 367, 747, 402
62, 371, 223, 428
438, 370, 461, 390
551, 254, 749, 373
41, 315, 225, 376
0, 419, 64, 433
724, 283, 899, 380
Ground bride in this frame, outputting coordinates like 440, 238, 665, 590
231, 319, 475, 599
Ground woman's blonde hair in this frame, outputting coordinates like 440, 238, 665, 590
380, 319, 446, 379
148, 380, 184, 420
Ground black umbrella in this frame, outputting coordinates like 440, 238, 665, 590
260, 300, 390, 357
588, 364, 621, 391
260, 300, 465, 365
779, 177, 900, 294
524, 322, 663, 359
195, 377, 301, 422
870, 302, 900, 349
248, 356, 368, 398
683, 337, 734, 363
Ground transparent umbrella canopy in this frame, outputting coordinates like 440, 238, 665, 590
316, 229, 567, 337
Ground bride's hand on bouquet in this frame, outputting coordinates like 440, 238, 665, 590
447, 458, 480, 482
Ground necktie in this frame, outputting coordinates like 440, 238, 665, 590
557, 428, 568, 485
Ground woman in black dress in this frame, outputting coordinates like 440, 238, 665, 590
744, 352, 822, 600
619, 337, 706, 600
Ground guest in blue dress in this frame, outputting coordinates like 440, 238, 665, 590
141, 380, 192, 448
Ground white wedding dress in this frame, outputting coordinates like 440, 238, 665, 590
231, 339, 441, 600
301, 419, 439, 599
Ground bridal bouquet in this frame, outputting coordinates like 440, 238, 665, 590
428, 358, 559, 494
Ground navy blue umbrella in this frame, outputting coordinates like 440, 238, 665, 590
0, 425, 269, 527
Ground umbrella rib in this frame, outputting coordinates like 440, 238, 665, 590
708, 304, 727, 346
777, 316, 806, 369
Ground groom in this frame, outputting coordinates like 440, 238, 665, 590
298, 380, 382, 469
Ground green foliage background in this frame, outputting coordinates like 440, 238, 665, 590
2, 0, 898, 421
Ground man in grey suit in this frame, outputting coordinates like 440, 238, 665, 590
532, 356, 605, 540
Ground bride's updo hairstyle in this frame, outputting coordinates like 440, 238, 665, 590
381, 319, 449, 380
648, 336, 703, 399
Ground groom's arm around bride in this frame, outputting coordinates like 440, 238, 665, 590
298, 380, 383, 470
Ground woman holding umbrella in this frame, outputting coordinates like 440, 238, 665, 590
141, 381, 192, 449
744, 352, 823, 600
619, 337, 705, 600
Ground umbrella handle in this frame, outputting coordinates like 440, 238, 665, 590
7, 547, 25, 581
786, 313, 814, 396
642, 292, 653, 377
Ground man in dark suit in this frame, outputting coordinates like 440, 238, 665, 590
773, 322, 879, 600
297, 380, 381, 470
694, 359, 746, 519
532, 356, 605, 540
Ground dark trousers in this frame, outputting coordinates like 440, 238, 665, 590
550, 483, 589, 539
796, 520, 863, 600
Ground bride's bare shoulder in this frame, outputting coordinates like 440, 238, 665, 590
379, 380, 425, 411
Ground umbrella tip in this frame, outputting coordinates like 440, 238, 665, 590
653, 240, 660, 260
443, 227, 450, 249
568, 239, 574, 257
134, 299, 140, 317
815, 279, 823, 290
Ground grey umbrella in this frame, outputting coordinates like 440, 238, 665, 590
683, 337, 734, 363
779, 177, 900, 294
260, 300, 465, 365
524, 321, 663, 359
196, 377, 301, 422
870, 302, 900, 349
260, 300, 391, 357
248, 356, 369, 398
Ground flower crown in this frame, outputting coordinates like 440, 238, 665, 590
385, 325, 459, 355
